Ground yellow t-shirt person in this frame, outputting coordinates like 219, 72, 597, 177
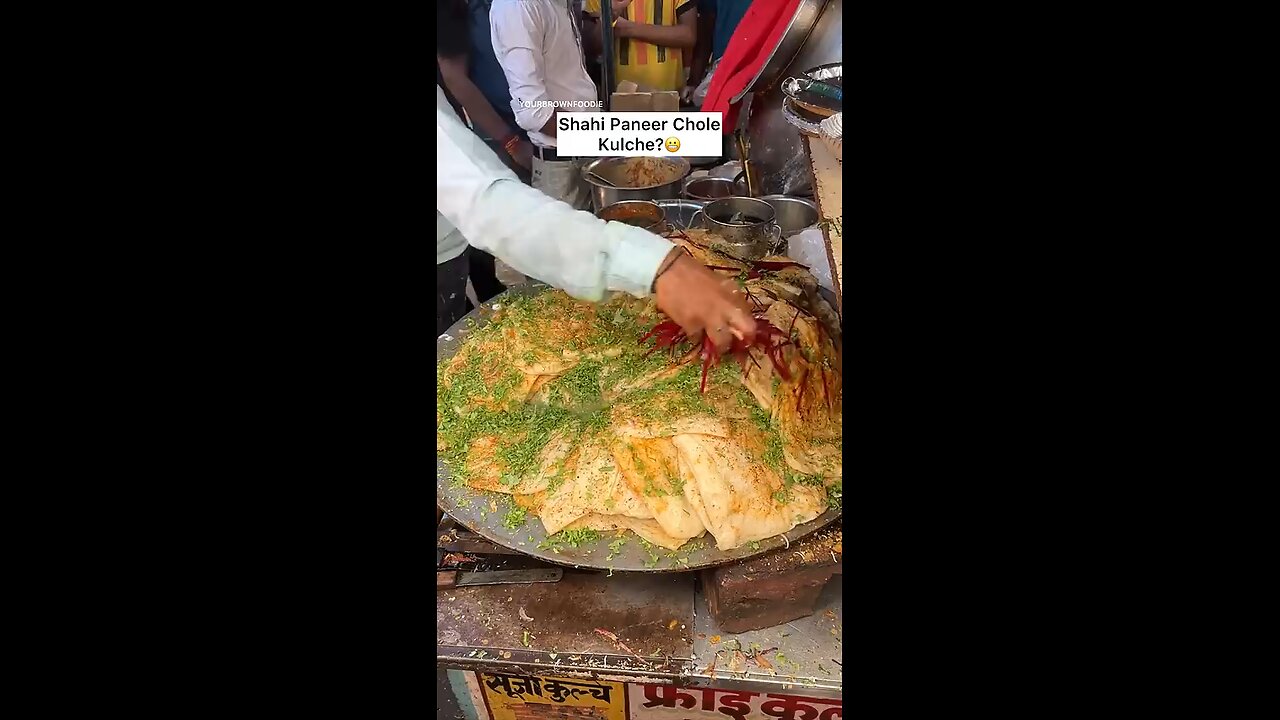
587, 0, 694, 92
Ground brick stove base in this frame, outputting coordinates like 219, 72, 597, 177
701, 527, 842, 633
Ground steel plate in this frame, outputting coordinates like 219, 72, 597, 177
783, 99, 825, 137
782, 80, 840, 118
436, 282, 842, 573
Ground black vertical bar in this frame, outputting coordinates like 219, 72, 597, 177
600, 0, 614, 109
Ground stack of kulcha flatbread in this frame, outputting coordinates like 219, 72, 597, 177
437, 231, 842, 551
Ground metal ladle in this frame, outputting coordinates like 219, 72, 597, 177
733, 130, 758, 198
585, 170, 618, 187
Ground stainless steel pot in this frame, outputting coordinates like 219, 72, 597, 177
582, 157, 691, 213
684, 176, 747, 202
696, 197, 783, 261
759, 195, 819, 237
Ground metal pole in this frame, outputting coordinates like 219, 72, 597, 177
599, 0, 614, 110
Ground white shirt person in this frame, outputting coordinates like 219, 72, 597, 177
490, 0, 599, 209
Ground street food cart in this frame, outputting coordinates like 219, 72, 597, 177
436, 279, 843, 720
436, 515, 842, 720
437, 1, 842, 715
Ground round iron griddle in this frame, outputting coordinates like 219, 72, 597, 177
435, 283, 842, 573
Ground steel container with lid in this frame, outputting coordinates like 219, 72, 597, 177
697, 197, 782, 261
759, 195, 819, 238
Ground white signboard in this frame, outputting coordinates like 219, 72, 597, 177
555, 113, 725, 157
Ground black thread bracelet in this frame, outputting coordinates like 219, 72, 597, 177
650, 248, 683, 292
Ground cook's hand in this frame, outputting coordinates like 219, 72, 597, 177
655, 254, 757, 353
613, 16, 633, 36
612, 0, 634, 15
680, 85, 695, 103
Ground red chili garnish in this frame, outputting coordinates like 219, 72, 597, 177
750, 318, 793, 381
638, 320, 687, 357
699, 336, 719, 393
751, 259, 808, 272
707, 259, 807, 278
820, 367, 831, 410
640, 314, 794, 393
786, 307, 801, 337
729, 259, 813, 282
742, 285, 766, 312
794, 366, 810, 412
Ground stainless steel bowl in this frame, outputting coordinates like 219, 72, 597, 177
598, 199, 667, 233
655, 199, 705, 230
759, 195, 819, 237
582, 157, 690, 213
684, 176, 747, 202
698, 197, 783, 260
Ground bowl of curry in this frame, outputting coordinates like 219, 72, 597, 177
597, 199, 667, 234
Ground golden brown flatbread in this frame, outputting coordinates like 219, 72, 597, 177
672, 433, 826, 550
611, 437, 706, 541
563, 514, 699, 551
536, 436, 652, 534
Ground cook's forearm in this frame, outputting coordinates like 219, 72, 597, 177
439, 85, 672, 298
459, 180, 672, 299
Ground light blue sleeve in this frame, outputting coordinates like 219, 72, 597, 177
435, 87, 674, 300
